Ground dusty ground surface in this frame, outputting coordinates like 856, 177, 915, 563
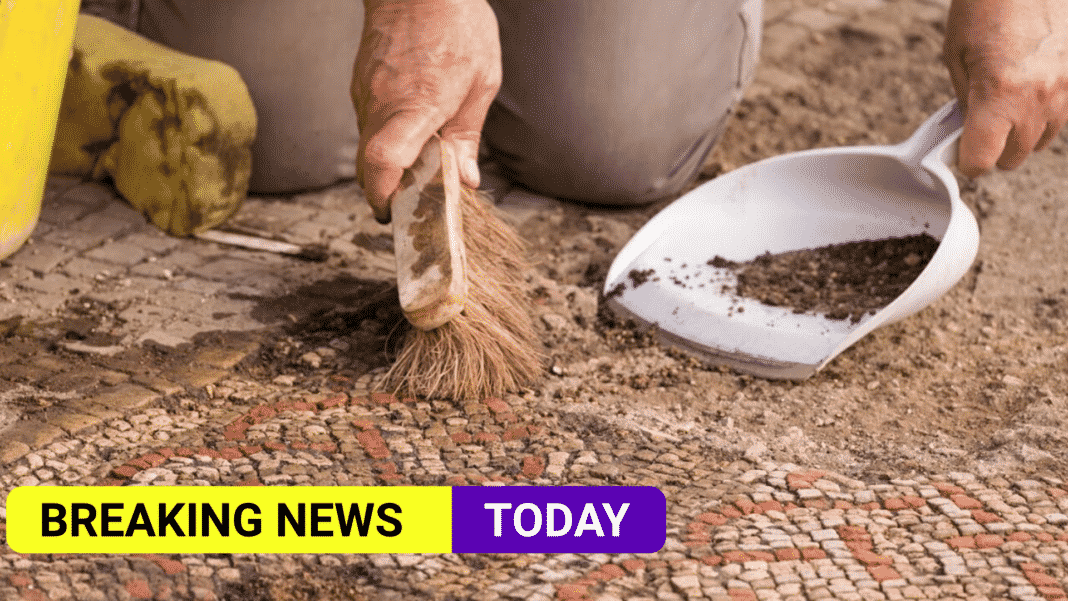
1, 0, 1067, 599
507, 0, 1068, 482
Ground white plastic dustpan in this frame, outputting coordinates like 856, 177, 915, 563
604, 101, 979, 379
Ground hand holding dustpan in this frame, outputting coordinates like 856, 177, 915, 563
604, 101, 979, 379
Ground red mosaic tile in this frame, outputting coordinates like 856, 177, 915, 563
1036, 532, 1055, 542
96, 478, 125, 487
290, 441, 309, 450
700, 555, 723, 566
946, 536, 976, 549
157, 447, 175, 458
236, 478, 263, 486
21, 589, 48, 601
444, 476, 467, 486
883, 497, 908, 510
8, 574, 31, 588
223, 426, 248, 441
1008, 531, 1033, 542
687, 522, 709, 533
127, 457, 152, 469
833, 500, 854, 510
728, 589, 757, 601
502, 426, 529, 441
974, 534, 1003, 549
950, 494, 982, 509
868, 565, 901, 582
600, 564, 625, 579
801, 547, 826, 560
484, 397, 509, 413
356, 430, 387, 449
933, 482, 966, 495
450, 432, 472, 444
1027, 571, 1060, 587
697, 511, 727, 526
748, 551, 775, 562
263, 441, 287, 451
1049, 488, 1067, 499
1037, 585, 1067, 600
369, 392, 397, 405
317, 394, 348, 409
758, 500, 784, 513
721, 550, 749, 563
141, 453, 167, 467
521, 455, 545, 478
719, 506, 743, 519
586, 570, 612, 581
838, 525, 870, 540
373, 461, 397, 473
621, 559, 646, 571
860, 502, 880, 511
901, 495, 926, 508
125, 579, 152, 599
473, 432, 501, 443
971, 509, 1001, 524
239, 444, 263, 456
735, 498, 760, 515
311, 442, 337, 453
854, 550, 892, 565
803, 499, 829, 510
247, 406, 276, 422
112, 465, 139, 479
846, 540, 873, 552
378, 473, 405, 483
775, 548, 801, 561
555, 584, 588, 600
217, 447, 242, 460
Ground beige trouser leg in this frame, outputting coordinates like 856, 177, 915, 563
97, 0, 760, 201
484, 0, 763, 204
136, 0, 363, 194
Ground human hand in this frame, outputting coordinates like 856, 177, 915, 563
352, 0, 501, 223
943, 0, 1068, 177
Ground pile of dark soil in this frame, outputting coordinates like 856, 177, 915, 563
712, 233, 940, 322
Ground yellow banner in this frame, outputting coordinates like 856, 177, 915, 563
7, 487, 451, 554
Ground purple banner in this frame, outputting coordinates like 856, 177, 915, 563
451, 486, 665, 553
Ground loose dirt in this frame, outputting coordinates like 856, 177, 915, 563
713, 233, 940, 322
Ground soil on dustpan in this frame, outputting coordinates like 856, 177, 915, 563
711, 233, 940, 322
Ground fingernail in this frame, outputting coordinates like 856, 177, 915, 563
464, 158, 481, 188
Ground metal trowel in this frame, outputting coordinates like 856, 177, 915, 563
603, 101, 979, 379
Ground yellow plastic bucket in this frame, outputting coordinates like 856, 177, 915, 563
0, 0, 81, 260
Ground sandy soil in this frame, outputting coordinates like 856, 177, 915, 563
500, 0, 1068, 483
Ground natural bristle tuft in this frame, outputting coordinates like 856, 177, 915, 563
385, 188, 543, 399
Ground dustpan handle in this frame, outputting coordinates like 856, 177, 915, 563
898, 100, 964, 167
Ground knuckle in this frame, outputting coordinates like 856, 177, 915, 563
362, 137, 403, 170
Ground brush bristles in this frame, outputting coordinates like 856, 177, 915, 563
385, 188, 542, 399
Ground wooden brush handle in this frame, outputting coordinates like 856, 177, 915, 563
392, 135, 468, 330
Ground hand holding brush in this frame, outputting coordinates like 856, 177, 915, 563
385, 136, 542, 399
